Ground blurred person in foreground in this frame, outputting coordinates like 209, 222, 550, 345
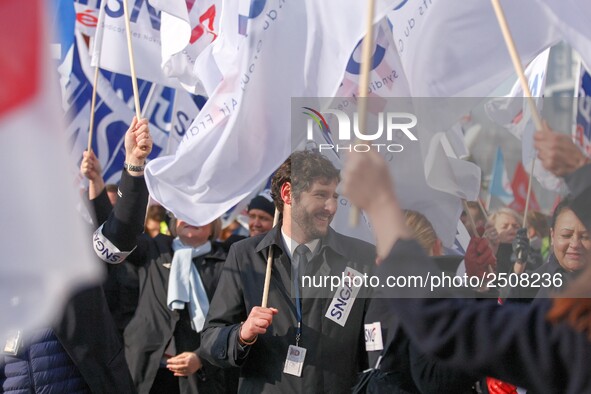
340, 122, 591, 394
0, 117, 152, 393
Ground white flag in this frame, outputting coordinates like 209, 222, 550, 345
485, 49, 561, 190
534, 0, 591, 70
91, 0, 180, 88
327, 19, 480, 246
152, 0, 221, 95
0, 0, 100, 340
66, 32, 170, 187
163, 91, 205, 157
145, 0, 401, 226
387, 0, 560, 97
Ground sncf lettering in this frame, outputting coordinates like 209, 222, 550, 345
330, 308, 342, 320
339, 287, 352, 300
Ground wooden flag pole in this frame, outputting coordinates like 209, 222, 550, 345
86, 65, 100, 152
122, 0, 142, 119
140, 83, 158, 118
261, 209, 281, 308
477, 200, 489, 222
491, 0, 541, 227
462, 200, 480, 239
349, 0, 376, 226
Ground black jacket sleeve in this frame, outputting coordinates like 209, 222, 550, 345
90, 188, 113, 227
93, 170, 149, 261
200, 244, 251, 368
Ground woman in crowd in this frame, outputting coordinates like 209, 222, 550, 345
509, 197, 591, 300
341, 124, 591, 393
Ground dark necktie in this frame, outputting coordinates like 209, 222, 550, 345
293, 244, 311, 299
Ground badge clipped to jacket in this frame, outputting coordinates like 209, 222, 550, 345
283, 344, 307, 377
325, 266, 363, 327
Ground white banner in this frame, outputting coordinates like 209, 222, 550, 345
485, 49, 561, 190
145, 0, 401, 227
67, 32, 170, 186
152, 0, 221, 95
91, 0, 179, 87
387, 0, 560, 98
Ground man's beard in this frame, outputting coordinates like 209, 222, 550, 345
291, 204, 332, 240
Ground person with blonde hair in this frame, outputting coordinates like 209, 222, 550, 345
487, 207, 523, 245
403, 210, 441, 256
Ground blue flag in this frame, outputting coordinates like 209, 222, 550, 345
489, 147, 514, 205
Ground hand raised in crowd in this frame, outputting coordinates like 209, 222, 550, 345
464, 237, 497, 278
80, 149, 103, 183
166, 352, 202, 377
534, 121, 590, 177
239, 306, 278, 344
124, 116, 153, 172
80, 149, 106, 200
512, 228, 530, 263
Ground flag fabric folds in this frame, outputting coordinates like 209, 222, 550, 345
509, 162, 540, 212
65, 33, 170, 187
151, 0, 220, 95
145, 0, 401, 227
485, 49, 561, 191
387, 0, 560, 97
91, 0, 179, 88
574, 64, 591, 158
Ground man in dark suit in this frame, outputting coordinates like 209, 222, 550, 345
201, 150, 376, 393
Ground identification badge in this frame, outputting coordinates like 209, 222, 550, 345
3, 330, 22, 355
364, 322, 384, 351
325, 267, 363, 327
283, 345, 306, 377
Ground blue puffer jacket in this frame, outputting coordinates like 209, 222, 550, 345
0, 328, 90, 394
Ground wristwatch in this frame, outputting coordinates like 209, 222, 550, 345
123, 162, 145, 172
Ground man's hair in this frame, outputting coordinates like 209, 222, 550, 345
270, 150, 340, 213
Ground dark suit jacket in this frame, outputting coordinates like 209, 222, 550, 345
201, 225, 376, 394
124, 234, 229, 394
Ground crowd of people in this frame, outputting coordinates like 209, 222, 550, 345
1, 116, 590, 394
